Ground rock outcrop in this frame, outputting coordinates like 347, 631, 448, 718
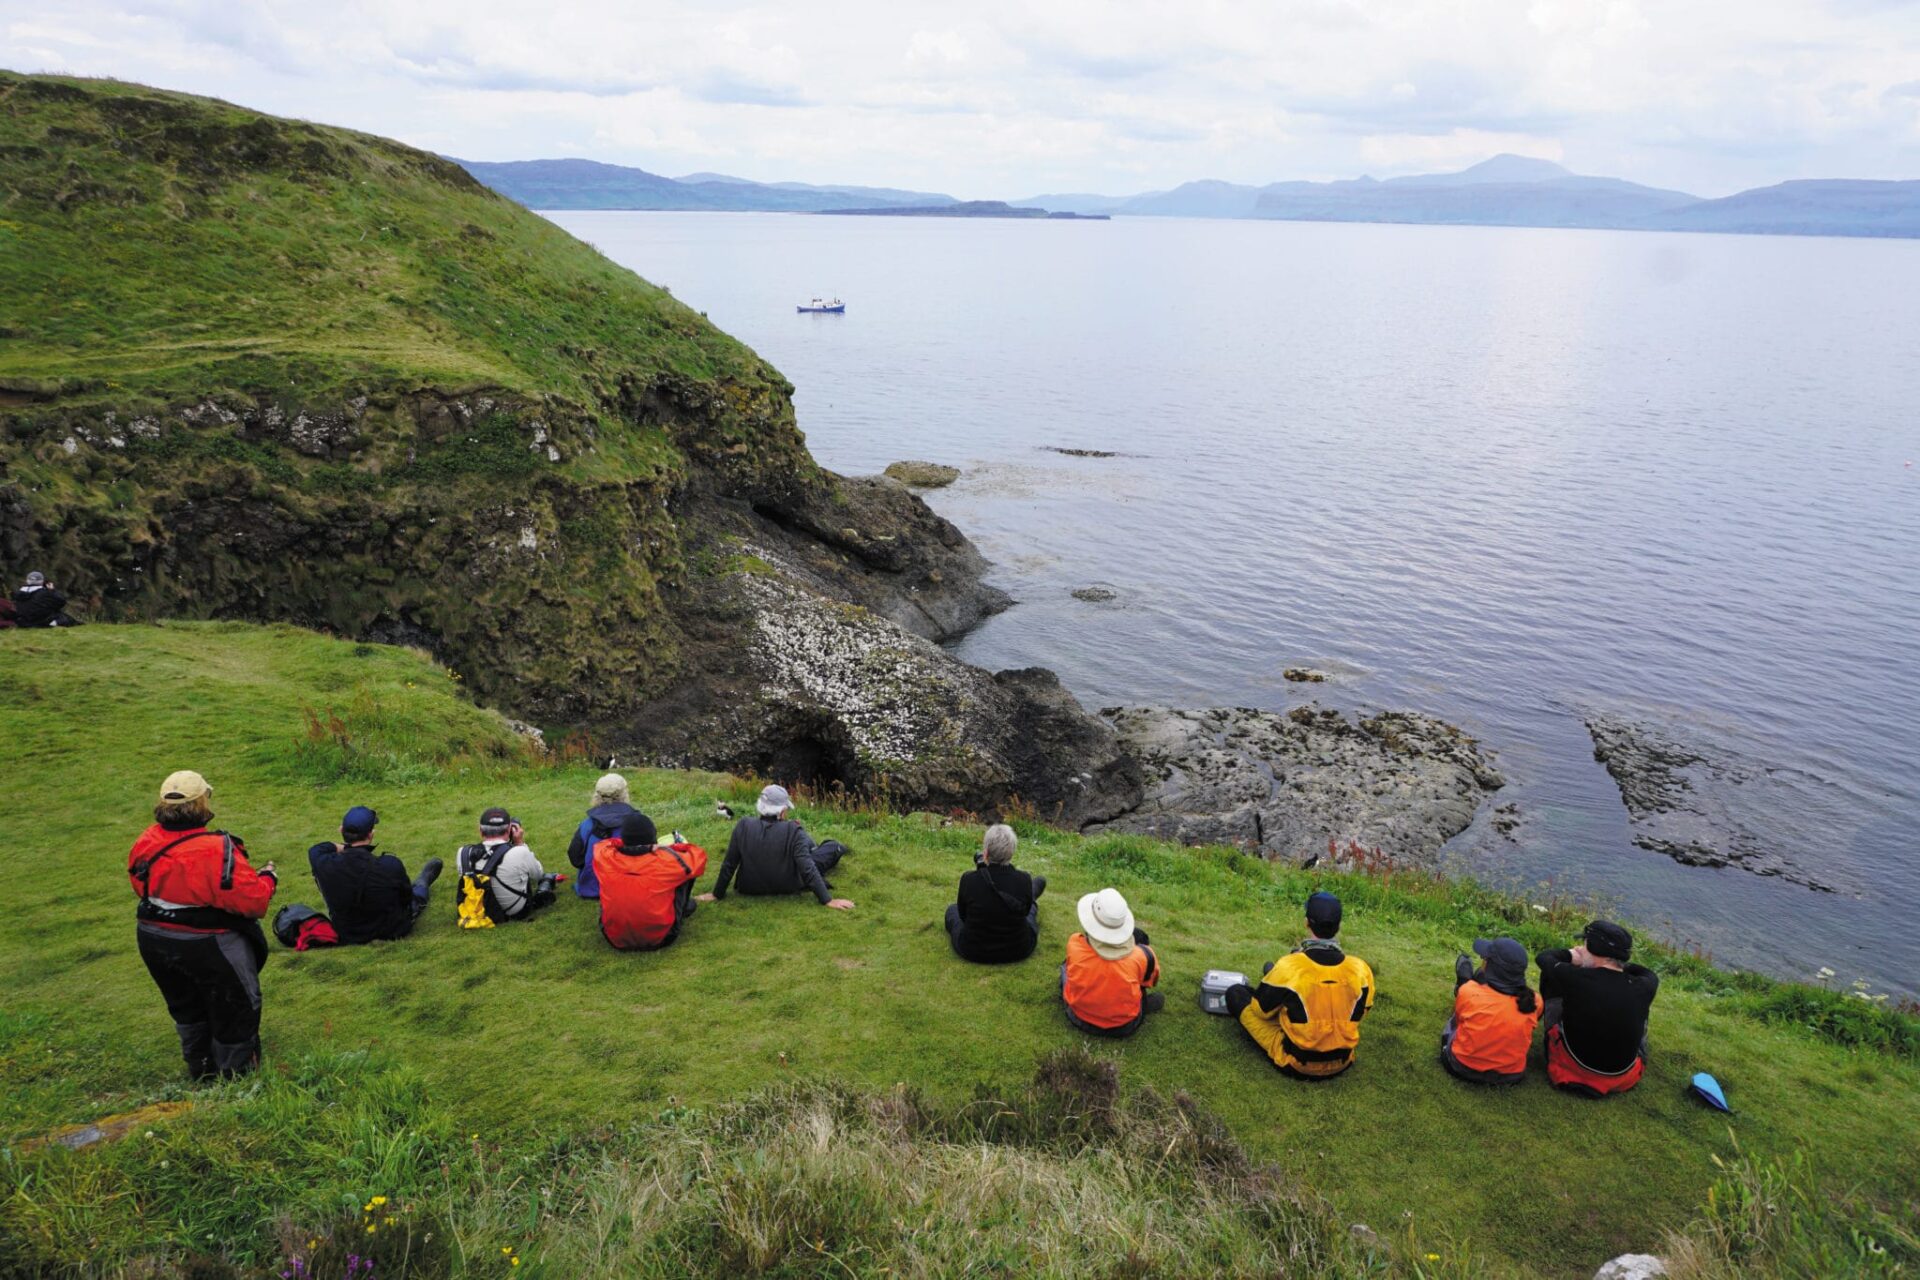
1585, 716, 1830, 890
1087, 705, 1505, 863
883, 460, 960, 488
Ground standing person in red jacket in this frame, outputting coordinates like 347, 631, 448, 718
593, 814, 707, 951
127, 771, 277, 1079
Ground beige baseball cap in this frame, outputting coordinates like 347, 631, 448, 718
159, 770, 211, 803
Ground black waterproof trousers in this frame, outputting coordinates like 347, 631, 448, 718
136, 923, 263, 1079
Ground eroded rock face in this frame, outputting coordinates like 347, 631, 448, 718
1086, 704, 1505, 862
1585, 716, 1830, 890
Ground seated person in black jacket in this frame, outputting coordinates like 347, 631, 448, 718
945, 823, 1046, 963
308, 806, 444, 944
1536, 920, 1658, 1086
698, 785, 853, 910
12, 571, 81, 627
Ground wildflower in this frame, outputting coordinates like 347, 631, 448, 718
371, 1195, 387, 1206
1530, 904, 1547, 913
1426, 1254, 1441, 1261
502, 1247, 513, 1255
366, 1224, 376, 1234
144, 1130, 155, 1139
159, 1159, 169, 1168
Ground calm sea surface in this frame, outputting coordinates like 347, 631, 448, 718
552, 211, 1920, 996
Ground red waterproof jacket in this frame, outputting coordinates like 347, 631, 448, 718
128, 822, 276, 932
593, 838, 708, 951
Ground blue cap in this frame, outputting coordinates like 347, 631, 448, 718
342, 806, 378, 838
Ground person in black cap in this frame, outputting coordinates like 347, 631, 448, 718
1439, 937, 1541, 1084
307, 807, 444, 945
1224, 892, 1376, 1079
455, 807, 558, 921
1536, 921, 1659, 1095
593, 812, 709, 951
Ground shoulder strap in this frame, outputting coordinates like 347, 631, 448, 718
133, 831, 231, 904
665, 846, 691, 878
978, 865, 1031, 921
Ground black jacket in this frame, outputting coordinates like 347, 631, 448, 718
953, 864, 1038, 962
309, 842, 415, 944
11, 585, 66, 628
714, 816, 831, 903
1537, 948, 1659, 1073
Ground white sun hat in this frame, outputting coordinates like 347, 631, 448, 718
1077, 887, 1136, 957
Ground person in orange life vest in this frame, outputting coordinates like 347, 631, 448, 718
594, 813, 708, 951
1440, 937, 1541, 1084
1536, 921, 1657, 1096
1061, 888, 1163, 1037
1224, 892, 1375, 1078
126, 771, 278, 1080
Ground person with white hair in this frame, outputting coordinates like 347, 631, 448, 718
1060, 887, 1163, 1037
944, 823, 1046, 963
565, 773, 643, 899
12, 570, 80, 627
699, 785, 853, 910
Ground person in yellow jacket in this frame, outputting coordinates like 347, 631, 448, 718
1225, 892, 1375, 1078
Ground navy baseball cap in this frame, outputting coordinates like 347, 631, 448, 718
1305, 891, 1343, 932
342, 806, 378, 838
1473, 937, 1529, 980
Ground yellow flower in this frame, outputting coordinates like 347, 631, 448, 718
366, 1225, 376, 1234
1426, 1254, 1440, 1261
502, 1246, 513, 1255
371, 1196, 387, 1206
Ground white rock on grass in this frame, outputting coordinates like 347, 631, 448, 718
1593, 1255, 1668, 1280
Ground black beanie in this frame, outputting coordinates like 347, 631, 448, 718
620, 812, 658, 849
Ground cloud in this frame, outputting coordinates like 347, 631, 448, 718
2, 0, 1918, 198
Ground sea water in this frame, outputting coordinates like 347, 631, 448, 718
552, 210, 1920, 997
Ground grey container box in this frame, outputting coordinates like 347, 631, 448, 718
1199, 969, 1248, 1015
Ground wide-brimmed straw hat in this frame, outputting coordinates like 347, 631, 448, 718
1077, 887, 1136, 957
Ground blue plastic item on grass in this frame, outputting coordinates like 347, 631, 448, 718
1689, 1072, 1732, 1112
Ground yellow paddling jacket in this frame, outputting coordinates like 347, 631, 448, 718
1238, 940, 1375, 1077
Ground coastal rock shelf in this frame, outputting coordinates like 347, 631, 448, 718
1087, 704, 1506, 864
1585, 716, 1833, 891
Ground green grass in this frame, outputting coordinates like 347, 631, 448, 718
2, 624, 1917, 1279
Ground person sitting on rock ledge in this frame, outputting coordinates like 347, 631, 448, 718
1439, 936, 1540, 1085
1061, 888, 1162, 1036
945, 823, 1045, 963
1536, 921, 1657, 1097
1225, 892, 1375, 1078
699, 785, 853, 910
594, 813, 707, 951
565, 773, 641, 901
307, 807, 444, 945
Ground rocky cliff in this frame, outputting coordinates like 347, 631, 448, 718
0, 72, 1136, 818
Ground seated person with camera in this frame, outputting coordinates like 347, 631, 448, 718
594, 813, 707, 951
699, 785, 853, 911
307, 806, 443, 944
945, 823, 1045, 963
455, 807, 558, 923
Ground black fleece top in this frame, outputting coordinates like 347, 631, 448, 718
715, 816, 832, 903
952, 864, 1039, 962
1537, 947, 1659, 1072
309, 841, 415, 944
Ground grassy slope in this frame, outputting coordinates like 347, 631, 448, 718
0, 71, 761, 417
3, 625, 1916, 1278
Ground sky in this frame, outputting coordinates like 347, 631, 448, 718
4, 0, 1919, 199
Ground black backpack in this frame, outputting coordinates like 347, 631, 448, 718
455, 842, 525, 927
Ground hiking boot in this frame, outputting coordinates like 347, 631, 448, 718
416, 857, 445, 887
1031, 875, 1048, 900
1142, 991, 1166, 1015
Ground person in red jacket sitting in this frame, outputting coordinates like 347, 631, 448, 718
593, 813, 708, 951
127, 771, 277, 1080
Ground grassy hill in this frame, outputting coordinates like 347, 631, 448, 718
0, 71, 837, 730
2, 624, 1915, 1278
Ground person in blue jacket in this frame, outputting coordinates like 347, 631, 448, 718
565, 773, 641, 899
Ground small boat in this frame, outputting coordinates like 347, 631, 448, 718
796, 297, 845, 313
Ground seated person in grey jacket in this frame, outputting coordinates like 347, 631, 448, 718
698, 785, 853, 910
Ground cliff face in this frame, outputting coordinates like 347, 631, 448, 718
0, 72, 1138, 819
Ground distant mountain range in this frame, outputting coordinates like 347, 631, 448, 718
456, 153, 1920, 238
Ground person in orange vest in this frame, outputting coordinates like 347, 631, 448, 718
593, 813, 708, 951
1439, 937, 1541, 1084
1225, 892, 1375, 1078
126, 771, 278, 1080
1061, 888, 1163, 1037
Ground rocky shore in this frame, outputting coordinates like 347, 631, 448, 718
1087, 705, 1506, 864
1585, 715, 1830, 890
